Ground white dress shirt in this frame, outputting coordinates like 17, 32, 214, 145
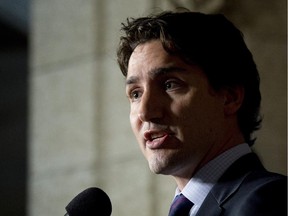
173, 143, 252, 216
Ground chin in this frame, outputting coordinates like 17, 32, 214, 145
148, 158, 174, 175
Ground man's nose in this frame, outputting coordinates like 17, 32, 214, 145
137, 90, 163, 122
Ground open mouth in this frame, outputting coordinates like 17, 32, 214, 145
150, 132, 168, 140
144, 130, 173, 149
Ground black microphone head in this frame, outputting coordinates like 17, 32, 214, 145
65, 187, 112, 216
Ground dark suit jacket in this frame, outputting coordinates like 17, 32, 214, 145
196, 153, 287, 216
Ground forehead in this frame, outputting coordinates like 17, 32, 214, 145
127, 40, 184, 78
128, 40, 166, 65
126, 40, 209, 89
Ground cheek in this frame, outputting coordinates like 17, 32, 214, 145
169, 96, 198, 123
129, 112, 136, 128
129, 111, 147, 155
129, 110, 140, 136
171, 95, 216, 133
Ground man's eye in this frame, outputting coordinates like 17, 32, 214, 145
130, 90, 142, 101
164, 80, 179, 90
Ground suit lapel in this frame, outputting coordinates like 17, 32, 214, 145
195, 193, 223, 216
195, 153, 264, 216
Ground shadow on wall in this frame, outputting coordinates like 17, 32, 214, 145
0, 19, 28, 216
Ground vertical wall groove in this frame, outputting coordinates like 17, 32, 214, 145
92, 0, 107, 187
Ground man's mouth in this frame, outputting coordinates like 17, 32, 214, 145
144, 130, 169, 141
144, 130, 173, 149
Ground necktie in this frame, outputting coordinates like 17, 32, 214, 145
168, 194, 193, 216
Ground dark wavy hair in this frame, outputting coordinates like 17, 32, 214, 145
117, 11, 262, 146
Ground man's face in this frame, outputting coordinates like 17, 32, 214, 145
126, 40, 227, 178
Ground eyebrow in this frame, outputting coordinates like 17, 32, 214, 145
125, 66, 186, 85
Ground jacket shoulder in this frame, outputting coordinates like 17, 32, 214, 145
218, 153, 287, 216
197, 153, 287, 216
223, 170, 287, 215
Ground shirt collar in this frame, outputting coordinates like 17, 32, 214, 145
174, 143, 251, 213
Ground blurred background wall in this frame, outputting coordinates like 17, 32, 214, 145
0, 0, 286, 215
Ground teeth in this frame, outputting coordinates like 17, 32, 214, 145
151, 133, 165, 140
144, 130, 171, 141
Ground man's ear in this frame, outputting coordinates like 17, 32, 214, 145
222, 86, 244, 116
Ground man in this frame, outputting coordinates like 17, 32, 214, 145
116, 10, 287, 215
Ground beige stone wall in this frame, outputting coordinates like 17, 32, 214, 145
28, 0, 286, 215
215, 0, 287, 176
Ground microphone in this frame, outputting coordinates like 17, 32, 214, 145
64, 187, 112, 216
